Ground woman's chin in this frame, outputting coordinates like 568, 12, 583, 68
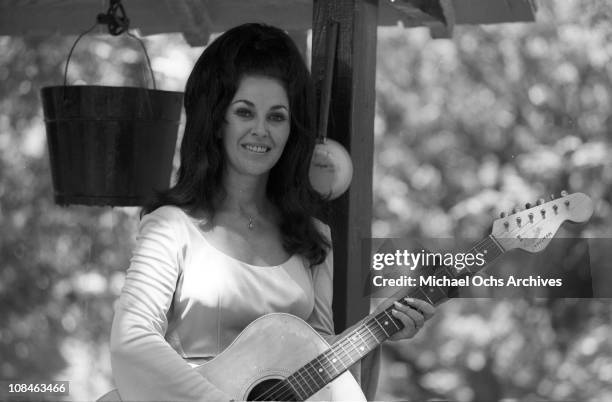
230, 163, 275, 178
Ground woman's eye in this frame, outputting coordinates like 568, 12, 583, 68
269, 113, 287, 122
235, 108, 252, 117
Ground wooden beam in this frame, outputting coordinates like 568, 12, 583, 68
0, 0, 183, 36
452, 0, 536, 24
388, 0, 447, 26
0, 0, 537, 39
311, 0, 379, 398
163, 0, 212, 46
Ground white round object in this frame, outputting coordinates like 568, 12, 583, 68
309, 138, 353, 200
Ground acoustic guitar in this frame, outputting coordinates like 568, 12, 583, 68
99, 192, 593, 401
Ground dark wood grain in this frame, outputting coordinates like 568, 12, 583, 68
311, 0, 379, 398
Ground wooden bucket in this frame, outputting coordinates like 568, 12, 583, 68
40, 85, 182, 206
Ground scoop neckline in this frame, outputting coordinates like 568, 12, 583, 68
176, 206, 297, 269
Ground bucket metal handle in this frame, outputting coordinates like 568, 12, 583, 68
62, 0, 157, 90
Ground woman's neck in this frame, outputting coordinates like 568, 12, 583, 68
219, 171, 269, 216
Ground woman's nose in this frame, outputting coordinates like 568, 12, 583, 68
250, 117, 269, 137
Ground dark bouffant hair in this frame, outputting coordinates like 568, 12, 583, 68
142, 23, 330, 267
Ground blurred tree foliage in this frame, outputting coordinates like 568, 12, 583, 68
0, 0, 611, 401
0, 31, 192, 399
374, 1, 612, 401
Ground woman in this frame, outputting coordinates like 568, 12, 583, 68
110, 23, 434, 401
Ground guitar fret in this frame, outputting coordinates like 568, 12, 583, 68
356, 327, 376, 351
372, 321, 388, 342
346, 333, 361, 358
302, 361, 322, 391
308, 359, 329, 385
361, 323, 375, 341
488, 234, 505, 254
384, 309, 402, 331
321, 357, 334, 382
323, 349, 346, 375
347, 332, 368, 356
380, 311, 401, 335
415, 287, 434, 304
442, 264, 457, 278
293, 369, 314, 398
321, 351, 340, 375
337, 338, 356, 366
285, 375, 307, 401
373, 316, 391, 338
331, 349, 349, 369
313, 355, 334, 384
420, 283, 447, 303
363, 322, 383, 343
464, 258, 477, 275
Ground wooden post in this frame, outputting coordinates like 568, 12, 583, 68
311, 0, 379, 399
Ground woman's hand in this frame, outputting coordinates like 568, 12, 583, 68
388, 297, 435, 341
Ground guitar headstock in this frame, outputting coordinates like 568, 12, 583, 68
491, 192, 593, 253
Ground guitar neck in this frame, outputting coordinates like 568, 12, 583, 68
282, 234, 506, 400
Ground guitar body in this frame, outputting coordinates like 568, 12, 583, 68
99, 313, 366, 401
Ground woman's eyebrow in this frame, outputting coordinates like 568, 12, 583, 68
231, 99, 289, 111
230, 99, 254, 106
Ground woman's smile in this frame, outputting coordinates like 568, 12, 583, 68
241, 143, 271, 154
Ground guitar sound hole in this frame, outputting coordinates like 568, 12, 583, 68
247, 378, 299, 401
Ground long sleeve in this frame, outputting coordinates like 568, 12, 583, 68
306, 223, 335, 340
110, 208, 233, 402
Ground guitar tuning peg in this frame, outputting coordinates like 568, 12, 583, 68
550, 194, 555, 200
525, 202, 531, 209
537, 198, 545, 205
561, 190, 568, 197
500, 212, 506, 218
511, 207, 517, 214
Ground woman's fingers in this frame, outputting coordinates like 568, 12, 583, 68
393, 301, 424, 328
402, 297, 435, 319
390, 308, 417, 335
388, 297, 436, 341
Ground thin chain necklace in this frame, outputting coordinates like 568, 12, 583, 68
239, 206, 258, 231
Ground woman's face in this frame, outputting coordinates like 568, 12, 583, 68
221, 75, 290, 178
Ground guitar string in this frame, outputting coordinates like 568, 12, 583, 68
265, 310, 429, 401
251, 319, 389, 400
252, 322, 390, 400
253, 236, 502, 400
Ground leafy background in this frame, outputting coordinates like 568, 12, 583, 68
1, 0, 611, 400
